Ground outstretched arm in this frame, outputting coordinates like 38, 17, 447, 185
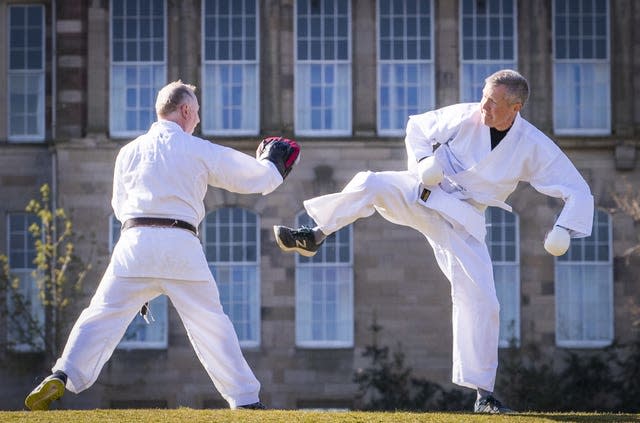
206, 144, 284, 195
205, 138, 300, 195
530, 153, 594, 240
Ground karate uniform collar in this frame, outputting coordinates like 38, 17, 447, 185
153, 119, 185, 133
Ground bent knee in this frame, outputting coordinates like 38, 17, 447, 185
344, 171, 378, 191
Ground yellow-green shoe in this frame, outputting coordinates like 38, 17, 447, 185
24, 374, 65, 411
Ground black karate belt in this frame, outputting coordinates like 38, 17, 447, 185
122, 217, 198, 236
419, 187, 431, 202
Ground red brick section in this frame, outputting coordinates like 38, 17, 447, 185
55, 1, 88, 139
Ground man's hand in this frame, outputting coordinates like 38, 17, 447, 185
417, 156, 444, 186
544, 226, 570, 256
256, 137, 300, 179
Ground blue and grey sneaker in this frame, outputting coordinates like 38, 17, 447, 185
25, 372, 66, 411
474, 395, 514, 414
273, 226, 323, 257
236, 401, 267, 410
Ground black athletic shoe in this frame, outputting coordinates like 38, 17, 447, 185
474, 395, 514, 414
25, 372, 66, 411
236, 401, 267, 410
273, 226, 323, 257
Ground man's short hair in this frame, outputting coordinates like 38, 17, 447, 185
155, 80, 197, 117
485, 69, 529, 107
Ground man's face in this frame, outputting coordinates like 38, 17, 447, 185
182, 97, 201, 135
479, 83, 521, 131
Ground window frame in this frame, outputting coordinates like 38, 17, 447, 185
109, 0, 167, 138
200, 0, 260, 136
6, 212, 44, 352
485, 207, 520, 348
555, 209, 613, 348
7, 4, 46, 142
203, 207, 261, 348
294, 0, 352, 137
376, 0, 435, 136
551, 0, 611, 135
458, 0, 518, 103
295, 211, 354, 349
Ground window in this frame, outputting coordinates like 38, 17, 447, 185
296, 212, 353, 348
460, 0, 517, 102
485, 207, 520, 347
8, 4, 45, 142
377, 0, 434, 135
295, 0, 351, 136
201, 0, 259, 135
110, 0, 166, 137
204, 208, 260, 347
553, 0, 610, 135
556, 210, 613, 348
110, 216, 168, 350
6, 213, 44, 351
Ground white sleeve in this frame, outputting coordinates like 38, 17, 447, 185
404, 115, 437, 172
529, 153, 594, 238
111, 150, 126, 221
404, 104, 475, 172
205, 144, 284, 195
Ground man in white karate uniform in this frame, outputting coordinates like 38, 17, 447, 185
25, 81, 300, 411
274, 69, 593, 413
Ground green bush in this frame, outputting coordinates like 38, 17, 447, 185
354, 319, 640, 412
498, 335, 640, 412
353, 319, 474, 411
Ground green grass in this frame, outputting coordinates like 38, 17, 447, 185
1, 409, 639, 423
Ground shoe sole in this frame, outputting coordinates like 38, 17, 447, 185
273, 226, 317, 257
25, 378, 65, 411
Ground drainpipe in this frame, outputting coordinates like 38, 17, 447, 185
50, 0, 59, 356
51, 0, 58, 210
51, 0, 57, 142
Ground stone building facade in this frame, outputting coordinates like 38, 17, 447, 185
0, 0, 639, 411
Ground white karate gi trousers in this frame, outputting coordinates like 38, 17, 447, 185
304, 170, 500, 391
52, 269, 260, 408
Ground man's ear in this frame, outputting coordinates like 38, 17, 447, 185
513, 102, 522, 113
180, 103, 190, 119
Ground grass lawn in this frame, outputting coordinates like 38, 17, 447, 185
1, 409, 639, 423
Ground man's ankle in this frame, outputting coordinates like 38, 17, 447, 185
312, 227, 327, 243
52, 370, 68, 385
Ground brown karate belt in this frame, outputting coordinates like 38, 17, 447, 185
122, 217, 198, 236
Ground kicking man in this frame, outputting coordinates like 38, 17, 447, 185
274, 70, 593, 413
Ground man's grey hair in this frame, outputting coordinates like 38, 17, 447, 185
485, 69, 529, 107
155, 80, 197, 117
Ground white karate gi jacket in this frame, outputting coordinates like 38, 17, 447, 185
111, 119, 282, 281
405, 103, 594, 241
304, 102, 593, 392
53, 120, 282, 407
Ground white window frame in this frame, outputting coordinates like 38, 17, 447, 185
6, 213, 44, 352
201, 0, 260, 136
552, 0, 610, 135
555, 210, 613, 348
377, 0, 435, 136
295, 212, 353, 348
203, 208, 261, 348
294, 0, 352, 137
8, 4, 45, 142
110, 215, 168, 350
485, 207, 520, 348
109, 0, 167, 138
459, 0, 517, 102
